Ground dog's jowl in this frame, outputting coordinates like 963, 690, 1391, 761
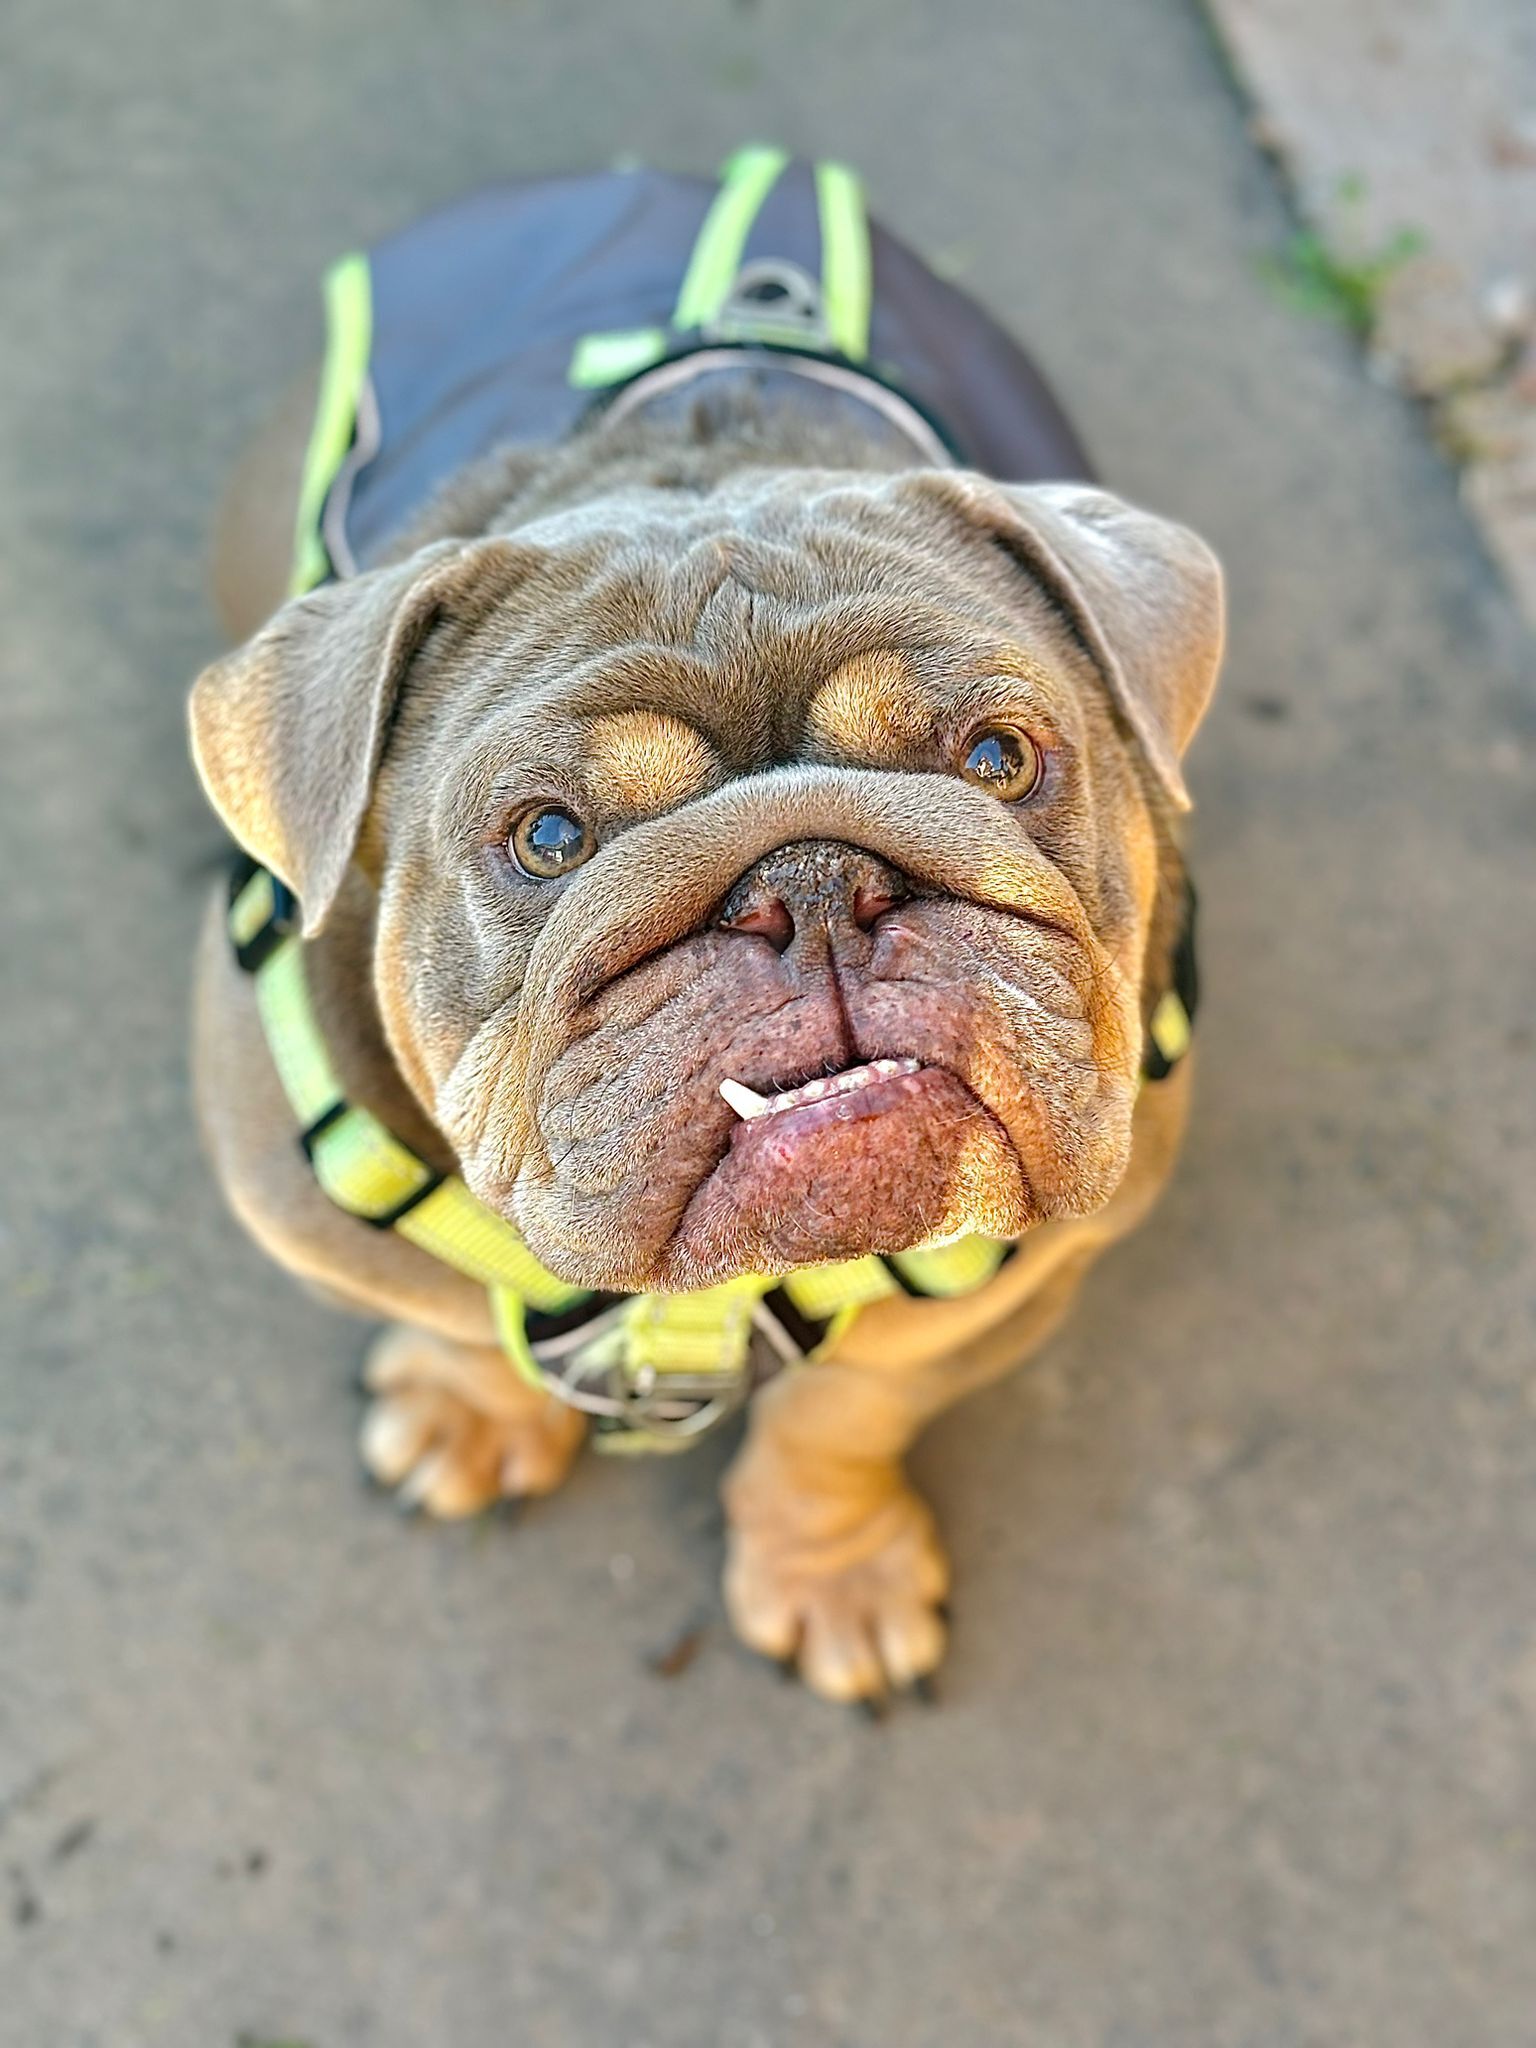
189, 153, 1223, 1701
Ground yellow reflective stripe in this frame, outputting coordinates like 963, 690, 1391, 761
780, 1257, 897, 1321
229, 867, 278, 952
243, 902, 586, 1308
307, 1106, 433, 1214
595, 1424, 699, 1458
251, 938, 343, 1127
1148, 989, 1192, 1069
814, 160, 872, 361
673, 145, 789, 331
305, 1107, 585, 1305
889, 1237, 1010, 1299
398, 1186, 586, 1309
289, 251, 372, 596
622, 1275, 769, 1377
568, 326, 670, 388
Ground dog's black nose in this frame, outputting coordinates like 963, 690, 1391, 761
716, 839, 908, 956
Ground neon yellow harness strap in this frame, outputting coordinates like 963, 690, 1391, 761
813, 160, 873, 361
289, 252, 372, 597
232, 872, 580, 1316
622, 1275, 772, 1376
673, 145, 790, 331
230, 864, 1030, 1454
890, 1237, 1011, 1299
1147, 988, 1192, 1070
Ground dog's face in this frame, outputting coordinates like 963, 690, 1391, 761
192, 469, 1222, 1289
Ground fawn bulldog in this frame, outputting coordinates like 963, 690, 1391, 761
190, 153, 1222, 1700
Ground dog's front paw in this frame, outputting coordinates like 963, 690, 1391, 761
358, 1325, 585, 1518
724, 1478, 950, 1702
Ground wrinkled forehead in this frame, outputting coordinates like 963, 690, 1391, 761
435, 474, 1097, 760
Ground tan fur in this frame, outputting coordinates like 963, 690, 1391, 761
194, 369, 1221, 1700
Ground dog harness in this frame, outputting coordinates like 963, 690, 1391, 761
239, 149, 1196, 1451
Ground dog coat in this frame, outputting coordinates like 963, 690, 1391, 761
236, 152, 1190, 1451
292, 147, 1090, 593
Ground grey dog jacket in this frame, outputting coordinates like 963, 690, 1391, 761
302, 155, 1092, 585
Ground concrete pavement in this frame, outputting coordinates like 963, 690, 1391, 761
3, 1, 1535, 2043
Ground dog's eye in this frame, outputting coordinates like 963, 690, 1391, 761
958, 724, 1043, 801
510, 805, 594, 878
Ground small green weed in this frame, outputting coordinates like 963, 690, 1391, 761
1262, 176, 1427, 338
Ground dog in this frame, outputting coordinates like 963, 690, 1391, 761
189, 153, 1223, 1701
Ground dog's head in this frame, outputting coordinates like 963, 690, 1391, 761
192, 469, 1222, 1289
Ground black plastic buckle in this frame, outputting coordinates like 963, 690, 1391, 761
298, 1101, 447, 1230
228, 855, 299, 975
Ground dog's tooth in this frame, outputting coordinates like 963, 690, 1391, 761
720, 1078, 771, 1120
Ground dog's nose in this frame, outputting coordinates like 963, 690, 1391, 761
716, 839, 909, 956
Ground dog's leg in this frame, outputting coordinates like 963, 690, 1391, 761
722, 1067, 1192, 1701
723, 1248, 1096, 1702
358, 1325, 586, 1517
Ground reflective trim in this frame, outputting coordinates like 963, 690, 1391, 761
289, 251, 372, 596
568, 326, 671, 389
814, 160, 873, 361
1147, 988, 1192, 1071
673, 145, 789, 331
317, 369, 379, 581
231, 874, 584, 1311
889, 1237, 1011, 1299
781, 1258, 898, 1321
251, 937, 343, 1127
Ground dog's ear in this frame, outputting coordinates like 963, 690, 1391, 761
926, 476, 1225, 810
190, 538, 525, 934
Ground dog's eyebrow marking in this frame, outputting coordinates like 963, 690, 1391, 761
583, 710, 718, 812
807, 651, 932, 757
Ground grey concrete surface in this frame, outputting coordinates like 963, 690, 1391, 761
1204, 0, 1536, 629
3, 2, 1535, 2044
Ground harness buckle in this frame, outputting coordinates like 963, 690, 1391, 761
528, 1300, 800, 1445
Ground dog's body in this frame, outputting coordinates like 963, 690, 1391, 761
192, 161, 1220, 1699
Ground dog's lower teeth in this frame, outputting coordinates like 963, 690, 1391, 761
720, 1059, 923, 1122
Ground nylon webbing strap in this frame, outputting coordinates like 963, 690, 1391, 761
623, 1275, 771, 1376
569, 147, 875, 388
289, 251, 372, 597
889, 1237, 1011, 1298
228, 865, 767, 1450
673, 144, 789, 331
229, 833, 1191, 1454
781, 1256, 897, 1321
813, 160, 873, 361
230, 868, 581, 1317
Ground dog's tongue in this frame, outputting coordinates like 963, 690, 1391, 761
680, 1060, 993, 1272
